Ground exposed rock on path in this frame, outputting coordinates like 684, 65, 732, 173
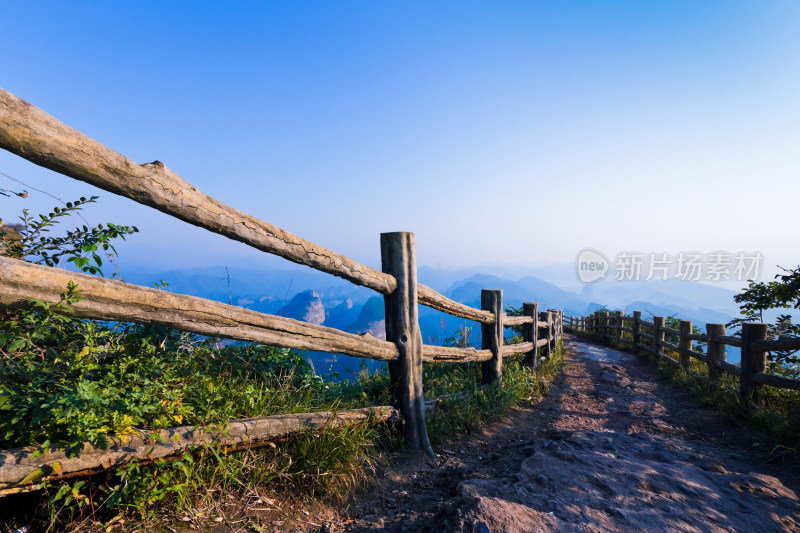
343, 338, 800, 532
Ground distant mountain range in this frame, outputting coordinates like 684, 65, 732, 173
119, 263, 750, 372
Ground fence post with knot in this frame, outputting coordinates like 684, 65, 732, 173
380, 232, 433, 456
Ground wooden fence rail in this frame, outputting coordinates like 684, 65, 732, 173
0, 88, 564, 493
564, 311, 800, 403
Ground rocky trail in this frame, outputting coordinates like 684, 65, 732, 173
332, 337, 800, 532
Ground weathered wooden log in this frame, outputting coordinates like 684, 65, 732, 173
380, 232, 433, 456
503, 315, 534, 326
540, 311, 552, 360
501, 342, 534, 357
706, 323, 727, 382
0, 88, 396, 295
417, 285, 494, 323
753, 337, 800, 351
632, 311, 641, 352
716, 335, 742, 347
535, 338, 548, 349
740, 322, 769, 403
615, 310, 623, 345
662, 326, 681, 336
480, 290, 504, 386
679, 320, 692, 369
655, 350, 681, 368
687, 332, 708, 342
717, 360, 742, 377
687, 349, 707, 362
0, 406, 400, 495
521, 302, 538, 370
639, 331, 655, 341
658, 339, 680, 352
749, 372, 800, 391
0, 257, 398, 360
421, 345, 492, 363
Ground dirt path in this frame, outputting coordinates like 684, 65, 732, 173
336, 337, 800, 533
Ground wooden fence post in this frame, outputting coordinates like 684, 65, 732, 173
740, 322, 769, 403
653, 316, 665, 358
706, 323, 726, 382
549, 309, 561, 346
380, 232, 433, 456
602, 311, 609, 339
540, 311, 552, 360
522, 302, 538, 371
481, 290, 504, 386
615, 310, 623, 346
632, 311, 641, 352
679, 320, 692, 369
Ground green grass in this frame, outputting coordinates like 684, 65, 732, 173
0, 296, 566, 532
424, 342, 566, 446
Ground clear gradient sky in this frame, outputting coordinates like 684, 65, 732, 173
2, 1, 799, 283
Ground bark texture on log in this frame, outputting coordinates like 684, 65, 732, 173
0, 257, 399, 360
0, 88, 395, 295
417, 284, 494, 324
740, 322, 769, 402
501, 342, 534, 357
749, 372, 800, 391
503, 315, 534, 326
706, 323, 727, 382
381, 233, 433, 456
480, 290, 504, 386
422, 345, 493, 363
521, 302, 538, 370
0, 406, 400, 494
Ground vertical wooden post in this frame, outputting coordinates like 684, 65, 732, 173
706, 323, 726, 382
615, 310, 623, 346
548, 309, 561, 346
632, 311, 641, 352
740, 322, 769, 403
679, 320, 692, 369
481, 289, 504, 386
522, 302, 538, 371
653, 316, 665, 358
380, 232, 433, 456
602, 311, 610, 339
540, 311, 552, 360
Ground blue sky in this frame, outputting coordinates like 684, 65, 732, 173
2, 1, 799, 285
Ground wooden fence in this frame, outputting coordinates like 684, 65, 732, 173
564, 311, 800, 402
0, 88, 564, 495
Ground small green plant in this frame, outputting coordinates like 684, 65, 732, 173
1, 195, 138, 275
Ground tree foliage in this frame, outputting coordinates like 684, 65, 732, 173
730, 266, 800, 371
